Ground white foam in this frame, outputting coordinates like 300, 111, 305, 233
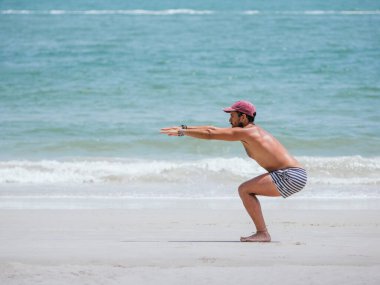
0, 156, 379, 186
69, 9, 214, 15
2, 10, 380, 15
304, 10, 336, 15
0, 9, 214, 15
49, 10, 66, 15
1, 10, 32, 14
0, 158, 256, 185
303, 10, 380, 15
340, 10, 380, 15
125, 9, 213, 15
242, 10, 260, 15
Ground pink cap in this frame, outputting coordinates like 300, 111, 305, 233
223, 100, 256, 117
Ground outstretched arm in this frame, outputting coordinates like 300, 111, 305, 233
160, 126, 245, 141
160, 125, 217, 132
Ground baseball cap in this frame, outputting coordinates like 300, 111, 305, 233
223, 100, 256, 117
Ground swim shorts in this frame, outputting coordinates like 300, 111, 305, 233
269, 167, 307, 198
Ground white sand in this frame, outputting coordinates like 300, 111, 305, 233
1, 198, 379, 285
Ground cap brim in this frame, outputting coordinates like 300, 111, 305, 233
223, 107, 235, 113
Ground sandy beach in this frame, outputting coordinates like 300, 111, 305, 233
1, 198, 379, 285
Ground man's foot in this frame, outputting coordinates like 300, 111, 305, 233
240, 231, 271, 242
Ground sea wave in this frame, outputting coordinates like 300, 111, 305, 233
0, 156, 379, 186
256, 10, 380, 15
0, 9, 214, 15
302, 10, 380, 15
1, 9, 379, 15
242, 10, 260, 15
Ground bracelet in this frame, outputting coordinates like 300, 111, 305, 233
178, 129, 185, 136
181, 124, 188, 129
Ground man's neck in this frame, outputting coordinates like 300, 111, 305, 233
243, 123, 255, 128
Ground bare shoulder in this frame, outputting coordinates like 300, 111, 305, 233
243, 125, 273, 141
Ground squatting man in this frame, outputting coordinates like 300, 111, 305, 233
160, 100, 307, 242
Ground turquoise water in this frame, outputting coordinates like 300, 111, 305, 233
0, 0, 379, 204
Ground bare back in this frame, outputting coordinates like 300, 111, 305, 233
240, 125, 301, 172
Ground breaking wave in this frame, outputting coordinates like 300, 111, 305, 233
1, 156, 379, 186
1, 10, 379, 15
0, 9, 214, 15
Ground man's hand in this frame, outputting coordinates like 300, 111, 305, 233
160, 127, 181, 136
160, 126, 180, 132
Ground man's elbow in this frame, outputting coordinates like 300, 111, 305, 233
205, 129, 214, 140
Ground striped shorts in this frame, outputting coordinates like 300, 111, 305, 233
269, 167, 307, 198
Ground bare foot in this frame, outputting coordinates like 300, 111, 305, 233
240, 231, 271, 242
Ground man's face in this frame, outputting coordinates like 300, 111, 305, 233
229, 111, 243, 128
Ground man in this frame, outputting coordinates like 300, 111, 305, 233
160, 100, 307, 242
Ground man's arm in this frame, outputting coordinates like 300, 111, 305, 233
160, 125, 217, 131
187, 125, 216, 130
160, 126, 245, 141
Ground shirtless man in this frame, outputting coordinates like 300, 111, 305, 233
160, 100, 307, 242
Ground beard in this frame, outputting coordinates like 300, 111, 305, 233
231, 122, 244, 128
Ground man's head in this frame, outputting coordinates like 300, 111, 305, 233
223, 100, 256, 128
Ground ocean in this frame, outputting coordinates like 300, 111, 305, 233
1, 0, 379, 208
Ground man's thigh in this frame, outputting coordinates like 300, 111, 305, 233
239, 173, 282, 197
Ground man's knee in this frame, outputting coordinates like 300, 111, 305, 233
238, 183, 250, 197
239, 181, 260, 198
